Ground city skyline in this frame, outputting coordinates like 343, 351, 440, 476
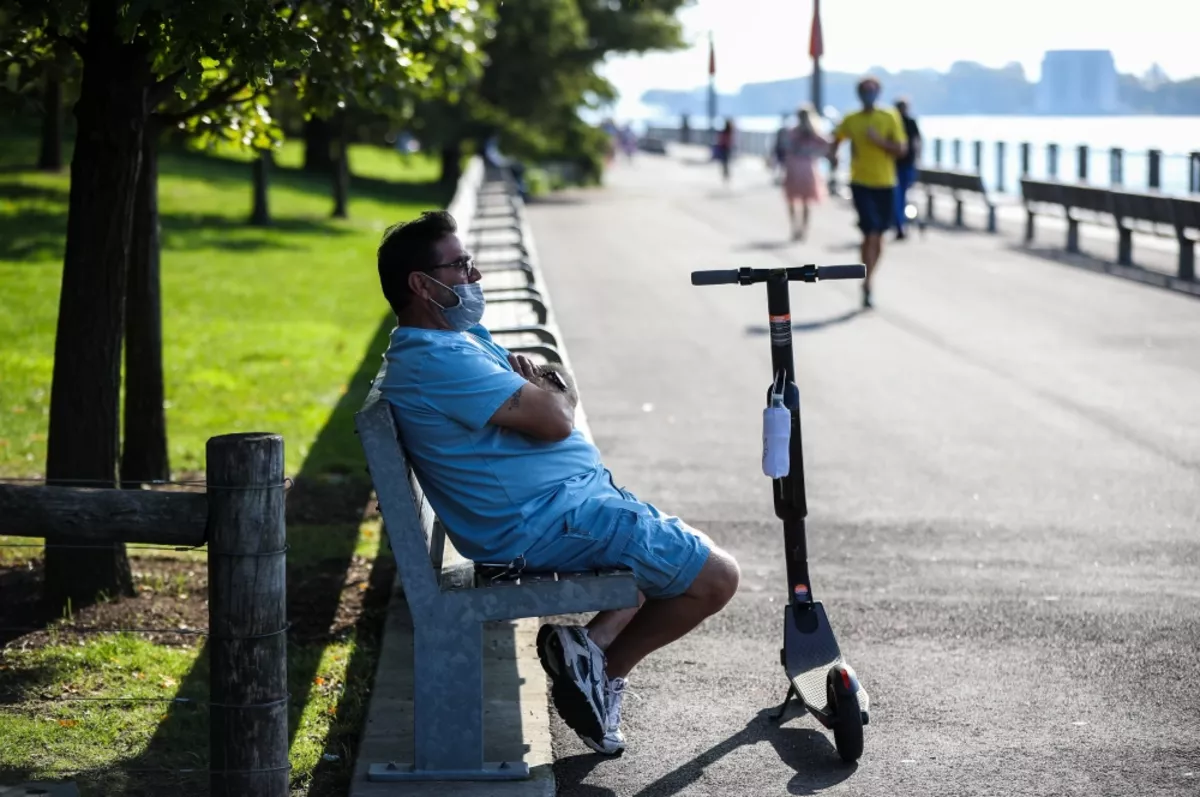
601, 0, 1199, 116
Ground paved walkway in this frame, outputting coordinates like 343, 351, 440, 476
525, 149, 1200, 796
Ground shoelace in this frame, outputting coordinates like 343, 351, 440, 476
605, 678, 636, 729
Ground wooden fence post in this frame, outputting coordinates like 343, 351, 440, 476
206, 433, 288, 797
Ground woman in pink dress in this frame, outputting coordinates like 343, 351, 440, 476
782, 106, 829, 241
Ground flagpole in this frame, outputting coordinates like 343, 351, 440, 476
707, 31, 717, 134
810, 0, 823, 116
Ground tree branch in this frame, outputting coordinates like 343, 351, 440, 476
149, 67, 187, 107
50, 33, 86, 58
157, 78, 249, 125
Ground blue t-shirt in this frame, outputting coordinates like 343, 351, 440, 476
380, 323, 609, 562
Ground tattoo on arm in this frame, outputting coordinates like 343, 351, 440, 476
507, 386, 523, 410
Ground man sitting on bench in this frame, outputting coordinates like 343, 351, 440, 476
376, 211, 740, 756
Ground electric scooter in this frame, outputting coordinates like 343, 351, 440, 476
691, 263, 870, 764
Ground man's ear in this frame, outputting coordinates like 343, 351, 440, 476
407, 271, 429, 304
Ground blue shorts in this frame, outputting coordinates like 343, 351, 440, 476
521, 485, 712, 600
851, 183, 894, 235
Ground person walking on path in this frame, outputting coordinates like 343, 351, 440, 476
781, 105, 830, 241
772, 113, 790, 185
714, 118, 735, 183
830, 76, 908, 308
893, 98, 922, 240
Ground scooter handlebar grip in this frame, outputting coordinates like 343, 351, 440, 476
816, 265, 867, 281
690, 269, 739, 286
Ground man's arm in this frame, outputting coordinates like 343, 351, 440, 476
867, 121, 907, 158
487, 354, 577, 442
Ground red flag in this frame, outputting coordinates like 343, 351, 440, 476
708, 33, 716, 76
809, 0, 824, 59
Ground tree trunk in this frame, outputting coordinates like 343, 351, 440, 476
38, 60, 64, 171
440, 140, 463, 188
250, 150, 272, 226
332, 125, 349, 219
43, 0, 149, 609
303, 116, 334, 173
121, 118, 169, 490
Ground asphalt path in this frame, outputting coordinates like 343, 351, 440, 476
524, 150, 1200, 797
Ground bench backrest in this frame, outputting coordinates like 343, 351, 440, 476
918, 168, 987, 195
355, 371, 444, 607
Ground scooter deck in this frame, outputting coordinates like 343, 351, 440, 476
783, 601, 842, 714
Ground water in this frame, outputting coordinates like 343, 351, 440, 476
645, 114, 1200, 196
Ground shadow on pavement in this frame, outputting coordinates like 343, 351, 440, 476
735, 239, 796, 252
745, 309, 863, 336
556, 707, 855, 797
1007, 241, 1200, 299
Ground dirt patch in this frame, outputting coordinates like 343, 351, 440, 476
0, 549, 393, 652
0, 556, 210, 650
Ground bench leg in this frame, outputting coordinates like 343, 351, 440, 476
1025, 209, 1035, 243
1066, 217, 1080, 254
1178, 233, 1196, 281
987, 205, 997, 233
954, 197, 965, 227
367, 617, 530, 782
1118, 225, 1134, 266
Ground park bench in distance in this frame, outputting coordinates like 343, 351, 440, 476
917, 167, 998, 232
1021, 177, 1200, 281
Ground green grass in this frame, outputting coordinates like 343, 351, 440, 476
0, 134, 445, 477
0, 134, 443, 794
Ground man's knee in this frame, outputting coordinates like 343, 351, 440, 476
689, 548, 740, 612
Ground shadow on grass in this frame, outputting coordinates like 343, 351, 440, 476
0, 145, 447, 264
36, 312, 401, 796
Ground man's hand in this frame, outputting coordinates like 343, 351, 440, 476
508, 353, 541, 382
866, 126, 906, 159
489, 354, 579, 441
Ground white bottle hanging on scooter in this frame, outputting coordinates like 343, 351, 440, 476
762, 374, 791, 478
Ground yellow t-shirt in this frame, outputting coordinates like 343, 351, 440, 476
834, 108, 908, 188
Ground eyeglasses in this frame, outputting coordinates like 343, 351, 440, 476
428, 255, 476, 282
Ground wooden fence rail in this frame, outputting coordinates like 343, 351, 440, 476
0, 432, 289, 797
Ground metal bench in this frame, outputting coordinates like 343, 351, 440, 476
1020, 178, 1110, 252
355, 374, 639, 782
917, 168, 997, 232
1022, 179, 1199, 281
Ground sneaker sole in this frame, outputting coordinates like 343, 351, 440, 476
538, 627, 605, 745
582, 735, 626, 757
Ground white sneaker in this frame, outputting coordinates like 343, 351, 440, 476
582, 676, 628, 756
536, 624, 609, 748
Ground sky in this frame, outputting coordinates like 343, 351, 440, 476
601, 0, 1200, 114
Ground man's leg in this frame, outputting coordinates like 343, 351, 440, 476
894, 172, 908, 235
585, 597, 644, 650
601, 547, 739, 678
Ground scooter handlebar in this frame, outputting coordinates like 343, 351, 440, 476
691, 264, 866, 286
815, 264, 866, 281
690, 269, 740, 286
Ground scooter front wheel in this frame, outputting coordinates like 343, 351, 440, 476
827, 668, 865, 763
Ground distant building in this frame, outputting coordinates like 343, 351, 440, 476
1036, 50, 1120, 114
